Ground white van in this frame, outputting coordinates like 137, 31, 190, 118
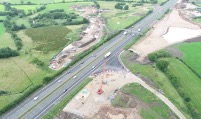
123, 31, 128, 35
104, 52, 111, 58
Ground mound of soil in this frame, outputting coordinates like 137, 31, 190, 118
185, 36, 201, 43
55, 111, 84, 119
90, 106, 130, 119
165, 47, 183, 59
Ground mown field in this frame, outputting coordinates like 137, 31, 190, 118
167, 58, 201, 116
120, 51, 192, 119
179, 42, 201, 75
112, 83, 176, 119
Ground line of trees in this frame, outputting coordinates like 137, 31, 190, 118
3, 20, 26, 31
115, 3, 129, 10
93, 1, 100, 9
29, 9, 89, 28
11, 33, 23, 50
0, 90, 8, 96
148, 50, 171, 62
0, 47, 19, 58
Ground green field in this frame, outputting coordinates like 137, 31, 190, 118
0, 23, 5, 36
99, 1, 152, 31
25, 26, 71, 52
167, 58, 201, 116
42, 2, 92, 13
0, 25, 77, 110
0, 24, 16, 49
0, 5, 4, 11
120, 51, 192, 119
113, 83, 176, 119
0, 0, 66, 4
179, 42, 201, 75
193, 17, 201, 23
11, 5, 42, 13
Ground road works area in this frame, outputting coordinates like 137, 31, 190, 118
49, 6, 104, 70
55, 69, 185, 119
130, 1, 201, 61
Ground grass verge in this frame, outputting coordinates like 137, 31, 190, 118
42, 78, 92, 119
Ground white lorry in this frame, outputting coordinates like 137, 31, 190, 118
104, 52, 111, 58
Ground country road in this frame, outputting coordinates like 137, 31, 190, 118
0, 0, 179, 118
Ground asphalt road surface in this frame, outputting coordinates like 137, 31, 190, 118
1, 0, 179, 119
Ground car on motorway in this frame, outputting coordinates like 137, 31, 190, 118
33, 96, 38, 100
80, 61, 84, 64
58, 80, 62, 83
132, 34, 135, 37
73, 76, 77, 79
64, 89, 68, 92
138, 28, 141, 32
92, 66, 95, 69
67, 71, 70, 74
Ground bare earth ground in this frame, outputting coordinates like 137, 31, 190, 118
57, 69, 186, 119
130, 6, 201, 61
49, 6, 104, 70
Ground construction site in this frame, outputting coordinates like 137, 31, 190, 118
60, 69, 139, 119
130, 0, 201, 62
53, 55, 179, 119
49, 5, 104, 70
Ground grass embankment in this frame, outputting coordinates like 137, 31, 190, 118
112, 83, 176, 119
42, 78, 92, 119
120, 51, 192, 119
179, 42, 201, 75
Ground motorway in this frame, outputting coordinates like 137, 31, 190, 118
1, 0, 178, 119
